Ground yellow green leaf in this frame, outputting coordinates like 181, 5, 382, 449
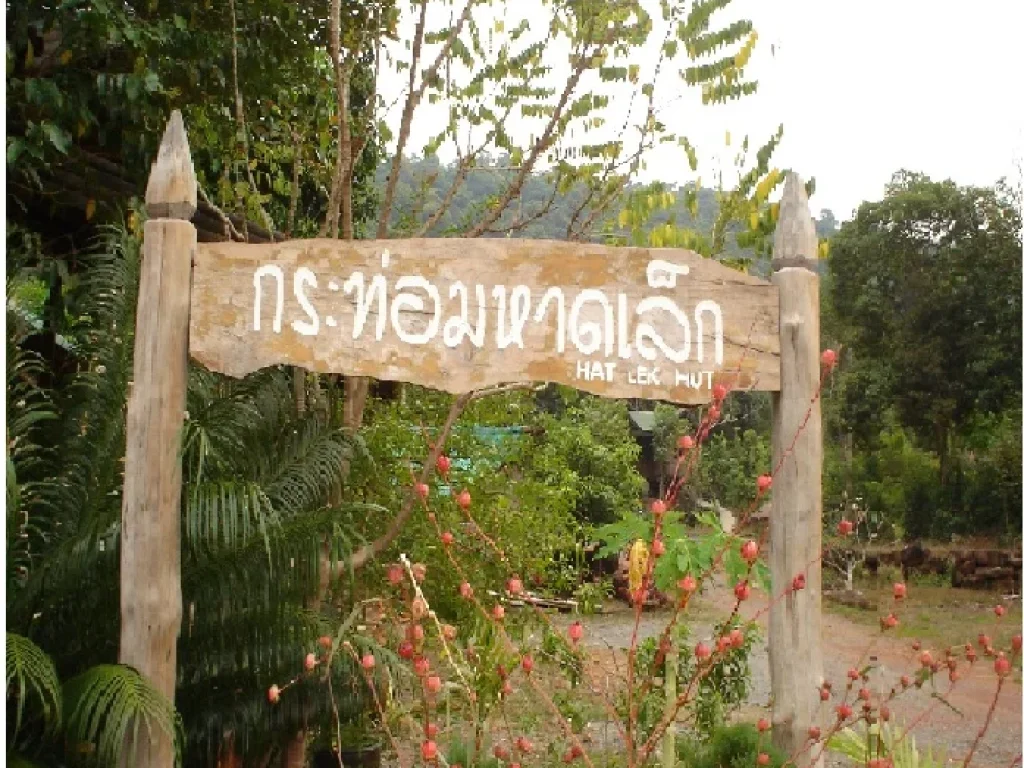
85, 199, 96, 221
818, 240, 830, 259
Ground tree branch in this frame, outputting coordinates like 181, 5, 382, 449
463, 38, 601, 239
377, 0, 477, 238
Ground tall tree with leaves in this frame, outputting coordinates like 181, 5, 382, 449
828, 172, 1022, 476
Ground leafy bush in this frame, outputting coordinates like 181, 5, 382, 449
678, 723, 787, 768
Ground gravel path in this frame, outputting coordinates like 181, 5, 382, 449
549, 581, 1022, 768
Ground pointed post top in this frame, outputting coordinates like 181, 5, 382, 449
772, 172, 818, 272
145, 110, 197, 220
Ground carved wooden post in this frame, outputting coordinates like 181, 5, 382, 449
769, 173, 823, 765
119, 110, 196, 767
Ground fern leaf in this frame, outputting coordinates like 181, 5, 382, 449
63, 664, 183, 768
6, 632, 62, 741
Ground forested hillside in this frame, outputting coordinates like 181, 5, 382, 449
373, 154, 839, 273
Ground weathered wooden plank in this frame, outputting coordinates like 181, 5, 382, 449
120, 110, 194, 768
190, 238, 780, 405
769, 173, 824, 766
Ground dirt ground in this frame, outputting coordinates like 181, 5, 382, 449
549, 579, 1022, 768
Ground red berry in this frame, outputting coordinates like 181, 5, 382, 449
879, 705, 891, 721
757, 718, 770, 732
978, 633, 990, 648
521, 655, 534, 673
569, 621, 584, 643
695, 642, 711, 660
716, 636, 730, 654
821, 349, 837, 369
1012, 635, 1022, 652
966, 648, 978, 663
502, 680, 513, 696
995, 604, 1006, 617
792, 573, 806, 591
757, 753, 770, 767
407, 623, 425, 642
457, 489, 472, 509
441, 531, 454, 546
508, 577, 524, 595
712, 383, 727, 401
679, 575, 697, 593
442, 624, 457, 642
305, 653, 317, 671
838, 519, 854, 536
995, 656, 1011, 677
651, 499, 667, 516
847, 668, 860, 681
893, 582, 906, 599
708, 405, 721, 421
729, 629, 744, 647
414, 657, 430, 676
858, 687, 870, 701
919, 651, 933, 666
421, 740, 438, 761
900, 675, 911, 687
398, 641, 414, 660
459, 582, 473, 599
436, 455, 452, 475
267, 684, 281, 704
883, 613, 898, 629
360, 653, 375, 670
912, 640, 921, 651
740, 540, 759, 562
734, 581, 750, 601
819, 687, 831, 701
318, 635, 333, 649
415, 482, 430, 500
651, 539, 666, 556
494, 746, 509, 762
757, 474, 772, 493
678, 435, 695, 450
807, 725, 821, 740
425, 722, 439, 738
426, 675, 442, 693
570, 745, 584, 759
411, 597, 428, 620
837, 704, 853, 720
516, 737, 533, 753
388, 564, 404, 585
493, 604, 505, 621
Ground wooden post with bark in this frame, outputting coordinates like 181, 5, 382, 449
119, 110, 196, 768
769, 172, 824, 765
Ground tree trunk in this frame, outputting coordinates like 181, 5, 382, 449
281, 731, 306, 768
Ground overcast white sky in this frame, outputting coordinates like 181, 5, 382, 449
378, 0, 1024, 222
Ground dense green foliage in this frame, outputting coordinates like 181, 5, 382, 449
823, 172, 1022, 540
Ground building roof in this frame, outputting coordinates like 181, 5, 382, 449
628, 410, 656, 434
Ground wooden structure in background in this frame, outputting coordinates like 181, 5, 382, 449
119, 112, 824, 768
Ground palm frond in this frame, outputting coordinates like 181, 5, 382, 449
63, 664, 183, 768
6, 633, 62, 742
185, 481, 279, 558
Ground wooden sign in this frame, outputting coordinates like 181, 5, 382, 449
189, 238, 780, 404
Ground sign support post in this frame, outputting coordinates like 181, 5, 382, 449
769, 173, 824, 765
119, 110, 196, 767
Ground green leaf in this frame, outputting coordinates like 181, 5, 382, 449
41, 122, 71, 154
6, 633, 62, 741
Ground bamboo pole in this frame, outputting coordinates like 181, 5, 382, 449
769, 173, 824, 766
118, 110, 196, 768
